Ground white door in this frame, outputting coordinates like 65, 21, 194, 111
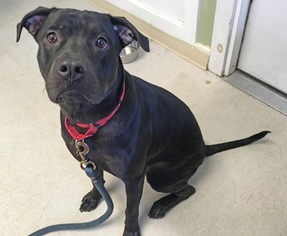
104, 0, 200, 46
237, 0, 287, 94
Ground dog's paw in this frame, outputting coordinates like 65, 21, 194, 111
80, 191, 102, 212
148, 203, 167, 219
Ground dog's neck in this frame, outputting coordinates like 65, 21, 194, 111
59, 65, 125, 126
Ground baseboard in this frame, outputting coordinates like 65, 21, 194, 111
86, 0, 209, 70
225, 70, 287, 116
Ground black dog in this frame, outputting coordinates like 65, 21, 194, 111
17, 7, 269, 236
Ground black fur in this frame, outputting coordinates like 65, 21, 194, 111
17, 7, 269, 236
206, 131, 270, 156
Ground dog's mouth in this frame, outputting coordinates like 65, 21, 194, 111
55, 90, 89, 104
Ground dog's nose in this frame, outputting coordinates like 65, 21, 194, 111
58, 60, 85, 81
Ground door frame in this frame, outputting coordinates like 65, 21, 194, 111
208, 0, 251, 76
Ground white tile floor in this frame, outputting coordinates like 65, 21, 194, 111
1, 0, 287, 235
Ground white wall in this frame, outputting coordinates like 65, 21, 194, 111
105, 0, 200, 46
139, 0, 185, 22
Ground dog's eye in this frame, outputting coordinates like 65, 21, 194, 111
96, 37, 107, 49
47, 33, 57, 44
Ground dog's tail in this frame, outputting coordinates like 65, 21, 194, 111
205, 131, 270, 157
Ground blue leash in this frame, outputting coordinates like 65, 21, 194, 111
29, 165, 114, 235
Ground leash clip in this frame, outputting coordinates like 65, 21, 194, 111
75, 139, 96, 170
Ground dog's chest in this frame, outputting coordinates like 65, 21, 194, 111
65, 134, 118, 174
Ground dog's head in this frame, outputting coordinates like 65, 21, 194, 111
16, 7, 149, 105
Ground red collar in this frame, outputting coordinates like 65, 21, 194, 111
65, 83, 125, 141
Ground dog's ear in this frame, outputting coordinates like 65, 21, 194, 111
16, 7, 54, 42
110, 16, 150, 52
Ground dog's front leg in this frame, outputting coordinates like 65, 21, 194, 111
123, 174, 145, 236
80, 169, 104, 212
